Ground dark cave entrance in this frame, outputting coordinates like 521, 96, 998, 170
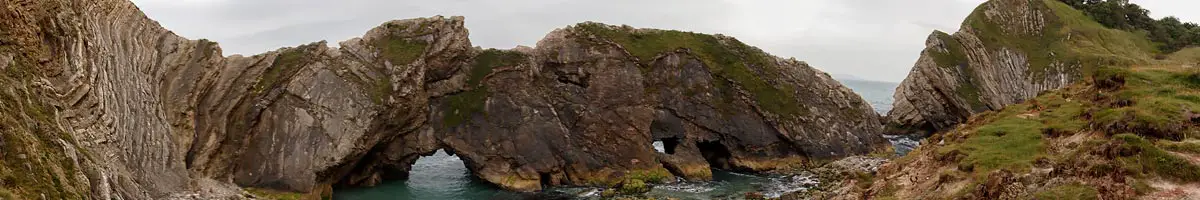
652, 137, 680, 155
539, 172, 553, 188
696, 140, 733, 170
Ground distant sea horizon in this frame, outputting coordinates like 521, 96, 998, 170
835, 76, 899, 115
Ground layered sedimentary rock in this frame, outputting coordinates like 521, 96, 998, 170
434, 24, 888, 191
886, 0, 1153, 135
0, 0, 886, 198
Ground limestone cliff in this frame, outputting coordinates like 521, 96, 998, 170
433, 24, 888, 191
2, 0, 476, 197
0, 0, 886, 198
886, 0, 1156, 135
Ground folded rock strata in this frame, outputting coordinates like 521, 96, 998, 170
886, 0, 1155, 135
0, 0, 887, 198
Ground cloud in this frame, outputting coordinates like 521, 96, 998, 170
131, 0, 1194, 82
1131, 0, 1200, 23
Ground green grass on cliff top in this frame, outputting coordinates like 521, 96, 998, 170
255, 43, 322, 95
936, 90, 1083, 174
959, 0, 1157, 76
571, 23, 807, 118
927, 0, 1161, 110
441, 49, 526, 128
1094, 66, 1200, 140
913, 0, 1167, 124
921, 64, 1200, 197
926, 31, 990, 111
376, 34, 429, 67
1115, 133, 1200, 182
371, 34, 429, 105
1082, 67, 1200, 182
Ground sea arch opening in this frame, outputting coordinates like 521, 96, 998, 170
331, 149, 510, 199
652, 137, 681, 155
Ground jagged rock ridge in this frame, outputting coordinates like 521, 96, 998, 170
0, 0, 886, 198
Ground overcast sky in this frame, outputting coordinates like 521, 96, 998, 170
129, 0, 1198, 82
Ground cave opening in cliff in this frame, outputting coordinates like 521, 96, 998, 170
333, 149, 508, 199
696, 140, 733, 170
538, 172, 553, 188
406, 149, 477, 187
652, 137, 680, 154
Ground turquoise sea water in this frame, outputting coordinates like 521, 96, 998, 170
839, 79, 897, 115
333, 79, 905, 200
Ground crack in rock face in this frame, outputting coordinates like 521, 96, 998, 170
0, 0, 887, 198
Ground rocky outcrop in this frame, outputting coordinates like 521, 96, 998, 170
0, 0, 886, 198
432, 25, 888, 191
886, 0, 1154, 135
2, 0, 473, 197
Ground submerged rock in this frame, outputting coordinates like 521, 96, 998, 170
0, 0, 887, 198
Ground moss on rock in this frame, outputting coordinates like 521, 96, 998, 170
1033, 183, 1099, 200
571, 22, 807, 118
929, 31, 970, 69
0, 55, 88, 199
617, 179, 650, 194
255, 43, 322, 94
375, 34, 429, 66
440, 49, 527, 128
624, 167, 674, 184
245, 187, 305, 200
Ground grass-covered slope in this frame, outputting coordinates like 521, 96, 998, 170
863, 65, 1199, 199
0, 50, 90, 199
931, 0, 1159, 77
965, 0, 1158, 76
856, 0, 1200, 199
1169, 47, 1200, 65
569, 23, 809, 119
889, 0, 1168, 135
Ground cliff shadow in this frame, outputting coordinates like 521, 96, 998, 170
696, 140, 734, 170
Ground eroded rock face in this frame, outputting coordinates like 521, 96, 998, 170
2, 0, 472, 196
431, 24, 888, 191
0, 0, 886, 198
887, 0, 1079, 135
